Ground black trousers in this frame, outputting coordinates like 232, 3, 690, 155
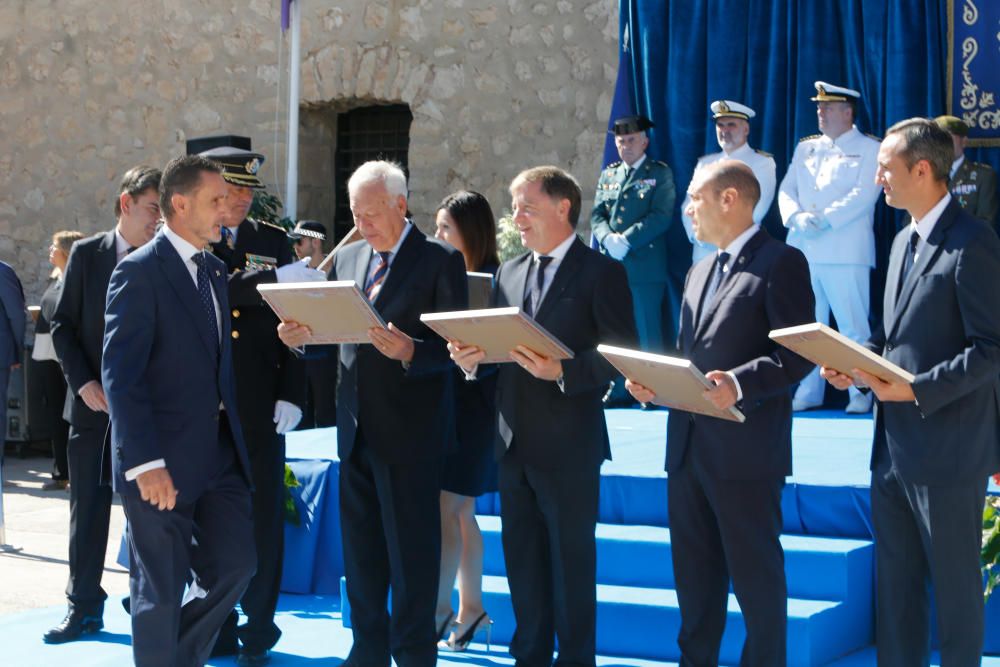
302, 353, 338, 428
668, 446, 786, 667
339, 432, 441, 667
499, 457, 601, 667
871, 464, 987, 667
66, 423, 113, 615
217, 429, 287, 653
123, 432, 255, 667
37, 359, 69, 479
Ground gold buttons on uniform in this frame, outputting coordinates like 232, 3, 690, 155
231, 331, 240, 339
232, 309, 240, 318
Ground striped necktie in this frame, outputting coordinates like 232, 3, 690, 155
365, 251, 391, 300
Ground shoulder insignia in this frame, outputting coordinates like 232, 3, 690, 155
651, 159, 669, 168
798, 134, 821, 143
256, 219, 288, 233
754, 149, 773, 158
605, 161, 622, 170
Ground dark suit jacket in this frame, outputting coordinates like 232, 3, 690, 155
668, 228, 815, 480
51, 230, 117, 429
0, 261, 25, 368
35, 278, 62, 336
332, 225, 468, 464
210, 218, 305, 435
493, 237, 638, 470
101, 230, 252, 499
868, 199, 1000, 484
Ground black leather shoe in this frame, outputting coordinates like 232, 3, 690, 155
121, 596, 130, 614
237, 649, 271, 666
43, 609, 103, 644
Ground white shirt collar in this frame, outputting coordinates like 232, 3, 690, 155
533, 230, 577, 263
950, 155, 965, 179
162, 223, 207, 265
717, 224, 759, 270
724, 142, 752, 159
910, 193, 952, 242
224, 223, 240, 243
824, 125, 860, 147
374, 220, 413, 264
114, 228, 132, 257
625, 154, 647, 171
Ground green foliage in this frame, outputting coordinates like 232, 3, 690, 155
283, 463, 302, 527
250, 190, 294, 231
984, 495, 1000, 601
496, 213, 526, 262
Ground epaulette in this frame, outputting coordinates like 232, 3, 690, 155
798, 134, 821, 143
754, 149, 773, 158
254, 218, 288, 234
605, 161, 622, 169
651, 159, 670, 168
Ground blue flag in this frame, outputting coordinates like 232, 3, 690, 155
281, 0, 293, 32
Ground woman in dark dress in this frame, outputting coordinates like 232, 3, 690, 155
34, 230, 83, 490
433, 191, 500, 651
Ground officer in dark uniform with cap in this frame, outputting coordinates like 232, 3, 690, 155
186, 135, 324, 666
288, 220, 338, 428
591, 115, 675, 402
935, 115, 999, 228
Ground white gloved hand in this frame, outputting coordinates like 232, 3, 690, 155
275, 257, 327, 283
273, 400, 303, 434
604, 233, 630, 260
791, 212, 826, 239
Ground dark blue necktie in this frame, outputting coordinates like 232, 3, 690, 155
703, 251, 730, 307
524, 255, 553, 317
896, 229, 920, 299
191, 252, 220, 355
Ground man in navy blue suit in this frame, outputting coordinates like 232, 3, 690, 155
823, 118, 1000, 666
0, 260, 25, 463
102, 155, 256, 666
627, 161, 815, 666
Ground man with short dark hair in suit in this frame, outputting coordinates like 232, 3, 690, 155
278, 160, 467, 667
822, 117, 1000, 666
45, 165, 162, 644
450, 165, 637, 666
0, 260, 25, 466
627, 161, 815, 666
102, 154, 256, 666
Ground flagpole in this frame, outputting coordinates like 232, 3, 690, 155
285, 0, 302, 220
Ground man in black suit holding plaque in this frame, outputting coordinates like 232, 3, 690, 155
822, 118, 1000, 666
627, 161, 815, 666
278, 160, 467, 667
450, 166, 637, 666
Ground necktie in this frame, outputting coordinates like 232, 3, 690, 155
698, 251, 730, 324
524, 255, 554, 317
896, 229, 920, 298
365, 251, 391, 300
191, 252, 220, 355
221, 226, 235, 250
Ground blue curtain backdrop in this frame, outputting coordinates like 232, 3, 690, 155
611, 0, 999, 336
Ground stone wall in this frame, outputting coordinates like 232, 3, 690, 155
0, 0, 618, 303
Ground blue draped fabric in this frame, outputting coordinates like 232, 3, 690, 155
614, 0, 999, 327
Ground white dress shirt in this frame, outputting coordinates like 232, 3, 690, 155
713, 224, 760, 402
909, 193, 952, 261
364, 220, 413, 289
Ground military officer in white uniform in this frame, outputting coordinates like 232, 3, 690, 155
778, 81, 881, 413
681, 100, 776, 262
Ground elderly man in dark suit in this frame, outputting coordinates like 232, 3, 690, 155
823, 118, 1000, 666
279, 160, 467, 667
451, 166, 637, 667
627, 161, 815, 666
44, 165, 161, 644
102, 155, 256, 666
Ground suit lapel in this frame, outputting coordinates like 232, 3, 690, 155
504, 252, 532, 311
692, 228, 765, 344
682, 259, 712, 354
96, 230, 118, 284
887, 201, 959, 340
374, 226, 424, 309
881, 229, 908, 336
154, 234, 220, 361
534, 237, 584, 322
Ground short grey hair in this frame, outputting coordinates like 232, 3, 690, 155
348, 160, 408, 200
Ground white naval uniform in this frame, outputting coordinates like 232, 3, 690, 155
778, 125, 881, 405
681, 142, 777, 262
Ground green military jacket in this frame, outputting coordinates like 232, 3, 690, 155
590, 157, 675, 283
950, 158, 998, 226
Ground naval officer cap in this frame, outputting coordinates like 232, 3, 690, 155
185, 135, 266, 189
810, 81, 861, 103
288, 220, 327, 241
711, 100, 756, 121
934, 115, 970, 137
610, 115, 655, 135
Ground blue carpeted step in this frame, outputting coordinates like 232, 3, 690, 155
478, 515, 874, 603
341, 575, 865, 666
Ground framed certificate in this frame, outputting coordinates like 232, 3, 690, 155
421, 306, 573, 364
769, 322, 915, 384
257, 280, 386, 344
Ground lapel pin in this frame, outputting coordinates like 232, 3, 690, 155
738, 257, 746, 265
215, 270, 221, 277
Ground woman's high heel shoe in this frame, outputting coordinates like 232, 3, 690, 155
445, 611, 493, 652
435, 610, 455, 642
